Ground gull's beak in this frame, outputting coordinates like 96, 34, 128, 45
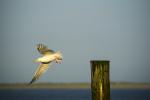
34, 58, 40, 63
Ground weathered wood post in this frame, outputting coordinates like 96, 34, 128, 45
90, 60, 110, 100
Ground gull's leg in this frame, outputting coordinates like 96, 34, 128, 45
55, 59, 61, 64
55, 59, 59, 63
57, 60, 62, 64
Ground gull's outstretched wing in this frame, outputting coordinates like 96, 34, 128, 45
29, 63, 50, 84
37, 44, 54, 55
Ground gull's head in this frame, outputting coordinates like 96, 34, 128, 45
34, 58, 42, 62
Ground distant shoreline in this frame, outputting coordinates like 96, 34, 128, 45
0, 83, 150, 89
0, 83, 90, 89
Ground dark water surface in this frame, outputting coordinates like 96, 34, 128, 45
0, 89, 150, 100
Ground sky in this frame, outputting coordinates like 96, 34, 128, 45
0, 0, 150, 83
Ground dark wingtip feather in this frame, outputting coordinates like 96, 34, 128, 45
28, 77, 36, 85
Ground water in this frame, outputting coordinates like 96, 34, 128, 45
0, 89, 150, 100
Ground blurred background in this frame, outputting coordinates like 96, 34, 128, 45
0, 0, 150, 83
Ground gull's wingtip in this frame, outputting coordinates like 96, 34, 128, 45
28, 78, 36, 85
28, 81, 33, 85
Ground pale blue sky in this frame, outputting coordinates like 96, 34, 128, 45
0, 0, 150, 83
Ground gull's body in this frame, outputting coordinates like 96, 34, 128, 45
29, 44, 62, 84
36, 52, 62, 63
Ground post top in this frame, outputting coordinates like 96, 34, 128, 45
90, 60, 110, 62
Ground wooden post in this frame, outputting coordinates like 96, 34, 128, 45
90, 60, 110, 100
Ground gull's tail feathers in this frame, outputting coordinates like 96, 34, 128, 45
56, 51, 63, 58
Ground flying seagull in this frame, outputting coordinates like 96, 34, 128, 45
29, 44, 62, 84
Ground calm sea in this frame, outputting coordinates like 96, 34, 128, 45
0, 89, 150, 100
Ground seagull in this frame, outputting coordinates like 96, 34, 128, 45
29, 44, 62, 84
